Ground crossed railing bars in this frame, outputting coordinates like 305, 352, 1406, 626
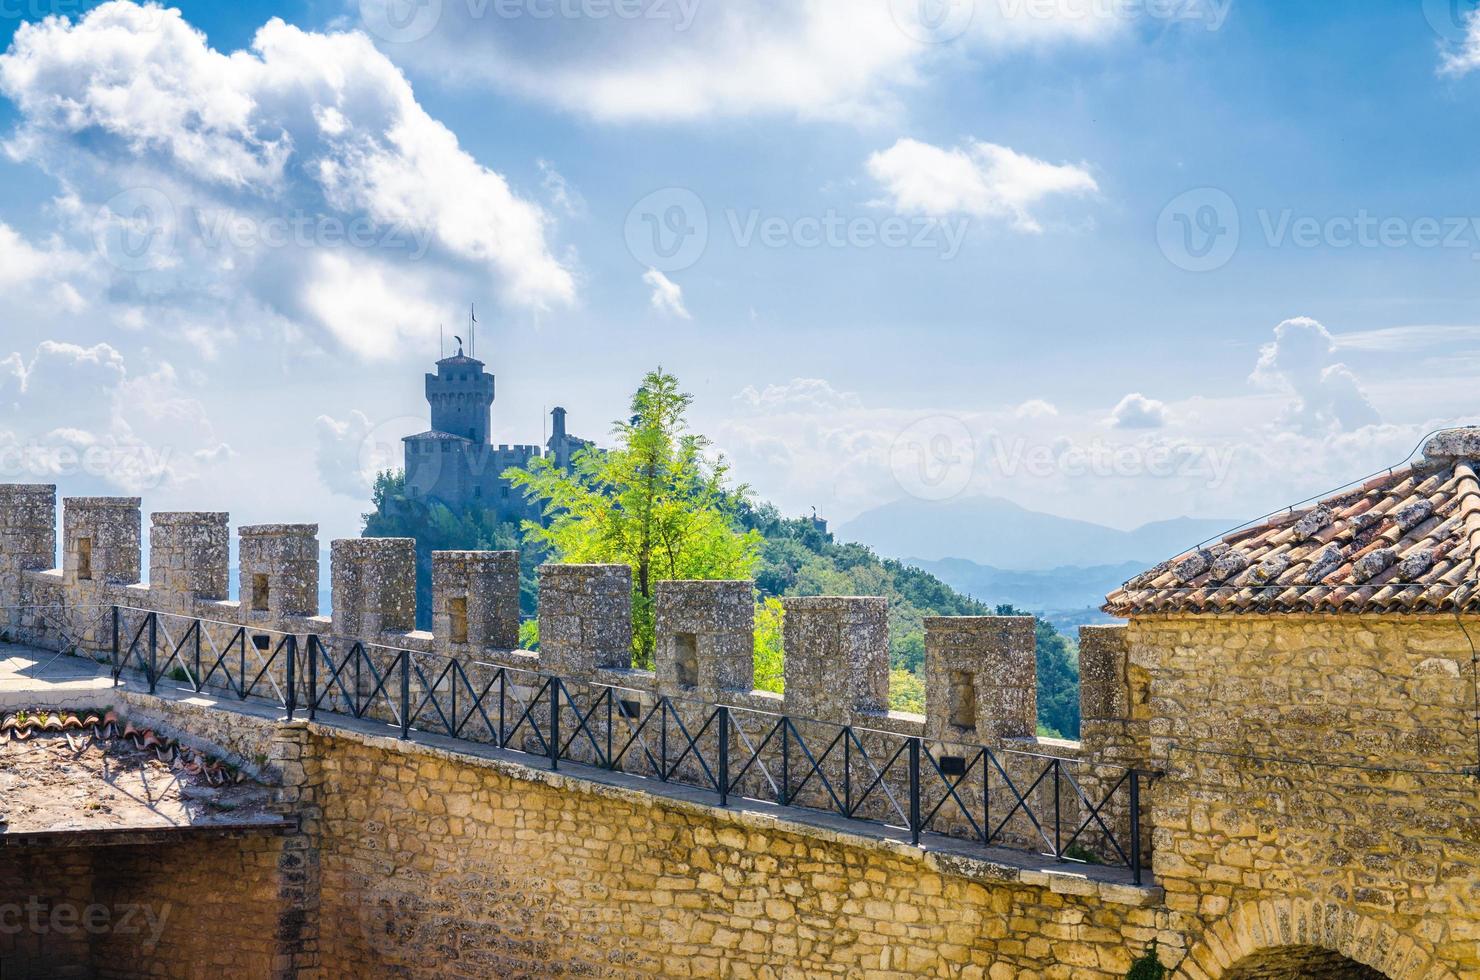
23, 603, 1157, 884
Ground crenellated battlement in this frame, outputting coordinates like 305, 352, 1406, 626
0, 483, 1134, 757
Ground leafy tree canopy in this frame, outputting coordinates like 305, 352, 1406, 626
506, 369, 762, 663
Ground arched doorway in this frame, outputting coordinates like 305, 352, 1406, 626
1184, 898, 1462, 980
1222, 946, 1389, 979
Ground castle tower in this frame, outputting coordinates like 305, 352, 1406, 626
425, 350, 494, 445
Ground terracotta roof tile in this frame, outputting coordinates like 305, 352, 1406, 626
1104, 428, 1480, 617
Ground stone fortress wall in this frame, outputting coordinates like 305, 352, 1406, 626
2, 483, 1477, 979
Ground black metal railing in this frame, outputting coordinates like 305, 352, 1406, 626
99, 604, 1156, 883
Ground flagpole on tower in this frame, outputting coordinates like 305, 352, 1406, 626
470, 303, 477, 358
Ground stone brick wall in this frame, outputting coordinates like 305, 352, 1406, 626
0, 483, 54, 623
303, 725, 1167, 979
1127, 615, 1480, 979
0, 835, 285, 980
538, 563, 633, 675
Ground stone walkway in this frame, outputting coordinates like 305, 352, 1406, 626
0, 642, 1159, 902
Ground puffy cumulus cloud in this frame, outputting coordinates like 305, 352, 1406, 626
0, 2, 574, 359
642, 268, 690, 320
0, 341, 230, 493
1440, 7, 1480, 76
1252, 317, 1380, 434
866, 139, 1097, 231
1108, 392, 1169, 429
1013, 398, 1059, 419
355, 0, 1121, 125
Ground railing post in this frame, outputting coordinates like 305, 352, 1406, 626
605, 690, 614, 770
843, 727, 851, 817
1054, 758, 1063, 861
779, 720, 790, 807
284, 636, 297, 721
110, 606, 120, 686
192, 623, 202, 693
909, 736, 921, 846
549, 677, 561, 770
399, 650, 411, 740
1130, 770, 1143, 886
307, 636, 318, 721
147, 612, 158, 694
717, 706, 730, 807
659, 697, 669, 782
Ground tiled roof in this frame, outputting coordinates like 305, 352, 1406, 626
1104, 428, 1480, 616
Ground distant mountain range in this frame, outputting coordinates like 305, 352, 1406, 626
835, 495, 1233, 570
833, 496, 1236, 631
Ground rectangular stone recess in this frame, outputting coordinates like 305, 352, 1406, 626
924, 616, 1036, 741
780, 596, 888, 722
538, 564, 633, 677
654, 580, 754, 697
63, 497, 141, 587
238, 524, 319, 621
432, 550, 519, 651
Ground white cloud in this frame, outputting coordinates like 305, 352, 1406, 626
1014, 398, 1059, 419
736, 378, 863, 413
642, 268, 690, 320
0, 341, 229, 493
1440, 8, 1480, 76
314, 409, 376, 498
356, 0, 1121, 124
0, 2, 574, 359
538, 159, 585, 216
866, 138, 1097, 231
1332, 324, 1480, 352
1251, 316, 1381, 433
1108, 392, 1169, 429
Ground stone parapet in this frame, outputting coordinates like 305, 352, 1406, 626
62, 496, 141, 587
781, 596, 889, 722
924, 615, 1037, 741
432, 550, 520, 652
538, 563, 632, 677
330, 538, 416, 639
239, 524, 320, 624
0, 484, 56, 618
149, 512, 229, 612
654, 580, 754, 697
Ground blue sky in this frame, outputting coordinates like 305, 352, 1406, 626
1, 0, 1479, 553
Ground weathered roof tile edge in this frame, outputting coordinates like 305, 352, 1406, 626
1103, 427, 1480, 617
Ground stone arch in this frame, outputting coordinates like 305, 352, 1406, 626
1178, 898, 1461, 980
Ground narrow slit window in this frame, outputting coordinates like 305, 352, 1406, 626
252, 574, 270, 612
674, 633, 698, 689
76, 537, 93, 581
450, 597, 469, 644
949, 670, 976, 730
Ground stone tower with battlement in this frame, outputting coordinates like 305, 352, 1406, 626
401, 348, 591, 524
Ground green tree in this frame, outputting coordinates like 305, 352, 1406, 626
753, 597, 785, 694
507, 369, 762, 664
